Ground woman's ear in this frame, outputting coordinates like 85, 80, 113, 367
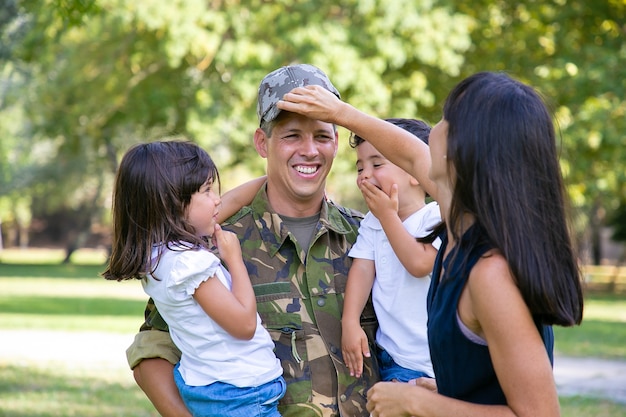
254, 128, 269, 158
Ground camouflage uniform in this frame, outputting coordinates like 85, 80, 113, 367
127, 185, 380, 417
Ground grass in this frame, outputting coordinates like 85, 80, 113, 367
1, 248, 625, 416
554, 293, 626, 359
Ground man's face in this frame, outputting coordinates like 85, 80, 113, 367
254, 112, 338, 215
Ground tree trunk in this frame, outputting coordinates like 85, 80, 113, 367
590, 200, 604, 265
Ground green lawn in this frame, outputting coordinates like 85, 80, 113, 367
1, 249, 625, 416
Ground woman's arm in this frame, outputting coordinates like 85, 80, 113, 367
278, 86, 437, 200
217, 176, 266, 223
462, 254, 560, 417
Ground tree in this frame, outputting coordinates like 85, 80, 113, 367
5, 0, 473, 258
451, 0, 626, 263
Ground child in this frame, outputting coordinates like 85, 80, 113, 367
341, 118, 441, 387
277, 72, 584, 417
103, 140, 285, 417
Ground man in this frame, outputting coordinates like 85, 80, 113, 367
127, 64, 379, 417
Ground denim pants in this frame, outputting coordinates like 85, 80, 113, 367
174, 363, 286, 417
375, 344, 432, 383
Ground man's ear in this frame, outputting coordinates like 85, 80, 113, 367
254, 128, 269, 158
333, 130, 339, 158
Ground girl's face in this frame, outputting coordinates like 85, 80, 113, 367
186, 178, 221, 237
428, 118, 450, 184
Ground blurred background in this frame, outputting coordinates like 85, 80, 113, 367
1, 0, 625, 266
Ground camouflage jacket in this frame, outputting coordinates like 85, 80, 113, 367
128, 185, 379, 417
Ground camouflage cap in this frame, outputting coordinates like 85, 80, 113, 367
257, 64, 340, 124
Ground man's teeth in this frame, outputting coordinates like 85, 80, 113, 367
296, 166, 317, 174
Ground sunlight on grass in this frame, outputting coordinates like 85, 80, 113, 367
0, 247, 108, 265
1, 277, 147, 300
0, 277, 148, 333
0, 313, 142, 332
582, 296, 626, 322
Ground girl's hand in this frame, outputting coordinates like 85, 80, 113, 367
211, 224, 242, 268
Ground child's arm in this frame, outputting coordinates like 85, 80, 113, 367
341, 257, 376, 378
360, 181, 437, 277
217, 176, 267, 224
193, 224, 258, 340
277, 86, 437, 200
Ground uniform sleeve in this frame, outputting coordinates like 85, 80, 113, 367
166, 250, 223, 300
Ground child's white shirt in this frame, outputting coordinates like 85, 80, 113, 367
142, 244, 282, 387
348, 201, 442, 376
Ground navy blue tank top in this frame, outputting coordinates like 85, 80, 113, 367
427, 224, 554, 405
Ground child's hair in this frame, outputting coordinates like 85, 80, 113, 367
103, 140, 220, 282
350, 118, 431, 148
442, 71, 583, 326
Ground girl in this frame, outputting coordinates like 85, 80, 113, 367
103, 140, 284, 417
277, 71, 584, 417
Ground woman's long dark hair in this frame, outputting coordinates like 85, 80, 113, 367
443, 72, 583, 326
103, 140, 220, 281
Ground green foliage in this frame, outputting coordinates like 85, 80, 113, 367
4, 0, 472, 203
1, 0, 625, 258
452, 0, 626, 246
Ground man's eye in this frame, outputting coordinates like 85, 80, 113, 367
317, 135, 333, 142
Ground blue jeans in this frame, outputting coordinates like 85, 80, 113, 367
376, 345, 432, 382
174, 363, 286, 417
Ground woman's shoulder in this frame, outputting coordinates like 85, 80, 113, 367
468, 251, 516, 294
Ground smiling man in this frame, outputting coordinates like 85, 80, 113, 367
127, 64, 379, 417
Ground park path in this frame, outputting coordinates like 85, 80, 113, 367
1, 329, 626, 404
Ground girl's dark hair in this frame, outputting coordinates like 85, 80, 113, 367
443, 71, 583, 326
103, 140, 220, 281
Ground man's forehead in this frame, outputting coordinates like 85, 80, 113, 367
273, 112, 335, 133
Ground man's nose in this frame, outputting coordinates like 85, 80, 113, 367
299, 136, 319, 156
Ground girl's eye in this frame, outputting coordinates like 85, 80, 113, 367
356, 168, 363, 174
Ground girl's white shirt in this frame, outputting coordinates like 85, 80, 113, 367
349, 201, 442, 376
142, 244, 282, 387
